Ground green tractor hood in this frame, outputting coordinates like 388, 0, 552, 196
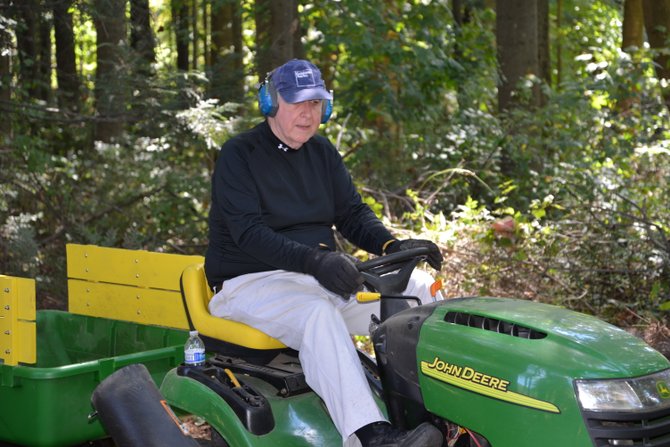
419, 297, 667, 379
376, 297, 670, 447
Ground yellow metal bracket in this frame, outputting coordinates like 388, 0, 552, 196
0, 275, 37, 366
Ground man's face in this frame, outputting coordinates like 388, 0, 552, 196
268, 94, 323, 149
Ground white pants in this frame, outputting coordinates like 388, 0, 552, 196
209, 269, 441, 445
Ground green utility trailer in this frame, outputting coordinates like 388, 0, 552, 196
0, 310, 186, 447
0, 244, 202, 447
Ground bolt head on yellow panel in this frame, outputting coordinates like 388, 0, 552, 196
0, 275, 37, 366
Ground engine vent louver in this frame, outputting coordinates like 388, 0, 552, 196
582, 407, 670, 446
444, 311, 547, 339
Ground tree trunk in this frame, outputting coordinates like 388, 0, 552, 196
452, 0, 487, 108
130, 0, 156, 74
496, 0, 542, 178
556, 0, 562, 87
210, 0, 244, 104
53, 0, 79, 111
291, 3, 304, 61
643, 0, 670, 109
191, 0, 198, 70
619, 0, 645, 114
269, 0, 300, 66
12, 0, 51, 102
93, 0, 128, 142
537, 0, 550, 89
496, 0, 541, 112
254, 0, 272, 78
202, 0, 209, 67
37, 8, 50, 102
14, 0, 39, 99
173, 0, 190, 71
254, 0, 301, 80
0, 0, 12, 139
623, 0, 645, 51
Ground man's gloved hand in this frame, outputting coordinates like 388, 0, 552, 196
304, 249, 364, 298
385, 239, 443, 271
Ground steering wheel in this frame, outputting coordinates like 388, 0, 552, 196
356, 246, 431, 296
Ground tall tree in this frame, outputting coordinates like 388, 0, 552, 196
623, 0, 644, 51
496, 0, 542, 111
451, 0, 490, 108
93, 0, 128, 142
202, 0, 209, 67
0, 1, 12, 138
173, 0, 190, 71
254, 0, 302, 80
210, 0, 244, 104
537, 0, 550, 88
13, 0, 40, 99
190, 0, 198, 69
555, 0, 562, 86
643, 0, 670, 109
130, 0, 156, 74
53, 0, 79, 111
496, 0, 546, 179
37, 3, 50, 102
619, 0, 645, 114
254, 0, 271, 77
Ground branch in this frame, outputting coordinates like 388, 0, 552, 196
39, 185, 166, 246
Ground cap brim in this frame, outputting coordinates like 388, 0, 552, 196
280, 87, 333, 103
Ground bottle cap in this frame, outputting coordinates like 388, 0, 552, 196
189, 330, 198, 336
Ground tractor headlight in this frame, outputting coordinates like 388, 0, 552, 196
576, 369, 670, 412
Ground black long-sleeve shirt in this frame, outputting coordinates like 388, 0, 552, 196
204, 121, 394, 287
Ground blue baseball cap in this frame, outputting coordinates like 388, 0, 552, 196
271, 59, 333, 103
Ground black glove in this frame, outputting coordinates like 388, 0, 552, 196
304, 249, 364, 298
385, 239, 443, 271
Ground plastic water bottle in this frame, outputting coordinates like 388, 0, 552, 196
184, 330, 206, 367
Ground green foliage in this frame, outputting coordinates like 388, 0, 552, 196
305, 0, 472, 186
364, 4, 670, 323
0, 76, 244, 306
556, 0, 624, 86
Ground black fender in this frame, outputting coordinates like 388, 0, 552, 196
91, 363, 199, 447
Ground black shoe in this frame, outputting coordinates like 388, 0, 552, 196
364, 422, 443, 447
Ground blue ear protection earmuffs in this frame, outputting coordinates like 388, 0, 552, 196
258, 72, 279, 118
321, 96, 333, 124
258, 72, 333, 124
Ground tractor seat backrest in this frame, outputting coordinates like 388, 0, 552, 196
179, 264, 285, 350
